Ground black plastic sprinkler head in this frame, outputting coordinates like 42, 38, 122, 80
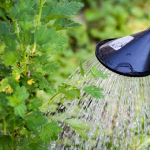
95, 27, 150, 77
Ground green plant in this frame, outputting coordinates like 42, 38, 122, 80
0, 0, 108, 149
0, 0, 83, 149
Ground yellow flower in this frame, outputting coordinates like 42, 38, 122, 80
6, 85, 13, 94
27, 79, 35, 85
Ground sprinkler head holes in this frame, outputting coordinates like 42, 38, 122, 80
95, 28, 150, 77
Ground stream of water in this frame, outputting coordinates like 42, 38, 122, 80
51, 56, 150, 150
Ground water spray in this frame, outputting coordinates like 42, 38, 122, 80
52, 28, 150, 150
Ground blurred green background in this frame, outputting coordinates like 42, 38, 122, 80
50, 0, 150, 88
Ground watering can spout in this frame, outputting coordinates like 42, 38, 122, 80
95, 27, 150, 77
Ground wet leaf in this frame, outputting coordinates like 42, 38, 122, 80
64, 118, 88, 138
65, 89, 80, 100
83, 86, 104, 99
91, 67, 108, 78
64, 118, 87, 130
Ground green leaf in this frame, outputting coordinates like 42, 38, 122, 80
49, 1, 84, 18
38, 38, 67, 55
32, 72, 55, 94
34, 26, 55, 46
0, 8, 7, 21
32, 61, 60, 75
14, 103, 27, 118
91, 67, 108, 78
0, 22, 12, 36
28, 98, 42, 111
64, 118, 87, 130
83, 86, 104, 99
80, 60, 84, 76
10, 0, 38, 19
25, 112, 48, 132
7, 86, 29, 107
0, 65, 11, 80
40, 122, 63, 144
53, 18, 81, 30
64, 89, 80, 100
1, 34, 17, 51
7, 86, 29, 117
58, 84, 80, 100
18, 13, 35, 31
43, 62, 60, 74
58, 84, 70, 93
64, 118, 88, 138
1, 51, 19, 66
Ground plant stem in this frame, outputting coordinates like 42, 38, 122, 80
40, 75, 93, 109
23, 51, 27, 75
8, 8, 27, 75
13, 20, 21, 43
68, 75, 93, 90
26, 75, 94, 117
37, 0, 43, 25
40, 93, 62, 109
3, 117, 6, 135
10, 118, 15, 150
32, 43, 36, 55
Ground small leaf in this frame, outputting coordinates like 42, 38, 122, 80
64, 89, 80, 100
83, 86, 104, 99
53, 18, 81, 30
64, 118, 87, 130
34, 26, 55, 46
0, 22, 12, 35
49, 1, 84, 17
58, 84, 71, 93
28, 98, 42, 111
7, 86, 29, 117
64, 118, 88, 138
91, 67, 108, 78
1, 34, 17, 50
14, 103, 27, 118
7, 86, 29, 107
42, 62, 60, 75
80, 60, 84, 76
0, 8, 7, 21
40, 122, 63, 144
